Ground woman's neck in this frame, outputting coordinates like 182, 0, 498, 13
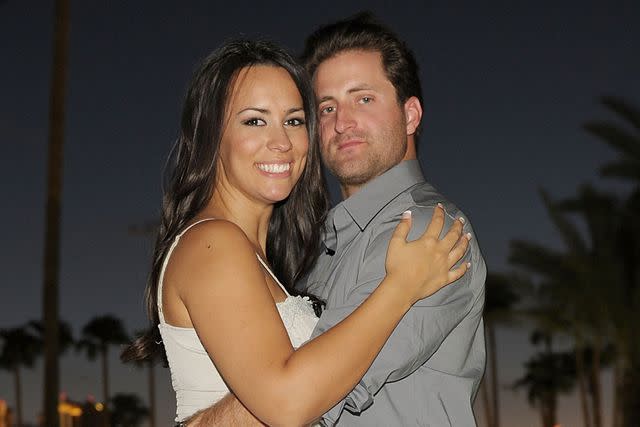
201, 188, 273, 255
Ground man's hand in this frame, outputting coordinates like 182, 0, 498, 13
183, 393, 265, 426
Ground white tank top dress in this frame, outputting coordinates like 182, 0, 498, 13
157, 219, 319, 423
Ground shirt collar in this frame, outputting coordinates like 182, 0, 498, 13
339, 159, 426, 230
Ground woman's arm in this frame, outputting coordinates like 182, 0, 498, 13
166, 207, 468, 426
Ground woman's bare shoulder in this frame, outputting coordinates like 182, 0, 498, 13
176, 219, 252, 255
166, 219, 258, 289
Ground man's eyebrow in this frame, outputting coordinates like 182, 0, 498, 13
317, 85, 377, 104
347, 84, 375, 93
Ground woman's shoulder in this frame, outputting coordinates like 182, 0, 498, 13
170, 219, 255, 269
181, 218, 249, 245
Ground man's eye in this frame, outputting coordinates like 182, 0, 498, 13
285, 117, 305, 126
359, 96, 372, 104
243, 118, 266, 126
320, 106, 335, 115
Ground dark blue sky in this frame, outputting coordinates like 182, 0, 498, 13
1, 1, 638, 425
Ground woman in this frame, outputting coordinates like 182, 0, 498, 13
123, 40, 470, 426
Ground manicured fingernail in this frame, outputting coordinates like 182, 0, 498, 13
459, 217, 466, 224
466, 262, 471, 268
437, 202, 443, 209
466, 233, 472, 241
402, 210, 412, 219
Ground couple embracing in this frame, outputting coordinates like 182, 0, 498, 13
124, 12, 486, 427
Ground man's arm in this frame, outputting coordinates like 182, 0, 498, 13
314, 207, 486, 425
184, 393, 320, 426
184, 393, 265, 426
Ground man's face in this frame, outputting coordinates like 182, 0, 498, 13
313, 50, 414, 197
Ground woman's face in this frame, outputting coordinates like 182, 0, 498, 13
216, 65, 309, 206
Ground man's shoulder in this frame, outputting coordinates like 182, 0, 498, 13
369, 181, 471, 240
407, 182, 482, 236
366, 180, 485, 279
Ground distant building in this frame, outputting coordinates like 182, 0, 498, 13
0, 400, 13, 427
58, 398, 82, 427
0, 395, 106, 427
42, 394, 107, 427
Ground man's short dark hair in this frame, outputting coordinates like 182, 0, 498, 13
302, 12, 424, 127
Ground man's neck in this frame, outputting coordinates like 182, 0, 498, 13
339, 150, 418, 200
340, 183, 362, 199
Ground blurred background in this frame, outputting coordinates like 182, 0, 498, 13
1, 1, 639, 426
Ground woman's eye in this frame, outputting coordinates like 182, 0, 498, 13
285, 117, 305, 126
243, 118, 266, 126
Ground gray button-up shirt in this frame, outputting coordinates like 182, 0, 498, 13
297, 160, 486, 426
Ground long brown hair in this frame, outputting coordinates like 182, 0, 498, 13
121, 40, 328, 363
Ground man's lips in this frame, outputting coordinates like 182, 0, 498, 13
337, 139, 365, 150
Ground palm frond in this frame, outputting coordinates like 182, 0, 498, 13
539, 189, 587, 256
600, 96, 640, 131
600, 160, 640, 182
584, 121, 640, 160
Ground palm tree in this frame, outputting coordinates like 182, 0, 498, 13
42, 1, 70, 425
131, 329, 158, 427
555, 184, 638, 427
585, 96, 640, 184
584, 96, 640, 427
109, 393, 149, 427
77, 315, 130, 426
509, 187, 619, 427
512, 341, 576, 427
480, 272, 521, 427
26, 319, 75, 354
0, 326, 41, 427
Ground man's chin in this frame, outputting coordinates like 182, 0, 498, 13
334, 170, 374, 188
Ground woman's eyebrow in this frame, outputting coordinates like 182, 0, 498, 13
237, 107, 269, 115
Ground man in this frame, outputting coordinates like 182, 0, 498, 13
296, 13, 486, 426
190, 13, 486, 426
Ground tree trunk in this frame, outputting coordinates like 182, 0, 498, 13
613, 357, 623, 427
148, 361, 156, 427
591, 340, 603, 427
543, 339, 557, 427
488, 324, 500, 427
480, 377, 493, 427
549, 391, 558, 427
102, 345, 110, 427
43, 1, 69, 426
575, 341, 593, 427
622, 356, 640, 427
13, 366, 22, 427
542, 399, 554, 427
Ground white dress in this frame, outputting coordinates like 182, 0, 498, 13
157, 219, 319, 422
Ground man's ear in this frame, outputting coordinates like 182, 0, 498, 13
404, 96, 423, 136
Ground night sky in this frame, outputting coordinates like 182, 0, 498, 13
1, 1, 639, 426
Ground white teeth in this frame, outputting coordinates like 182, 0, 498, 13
257, 163, 290, 173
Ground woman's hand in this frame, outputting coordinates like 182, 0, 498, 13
385, 204, 471, 304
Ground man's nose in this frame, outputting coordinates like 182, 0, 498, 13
335, 106, 356, 133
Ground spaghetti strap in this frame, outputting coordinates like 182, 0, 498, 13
157, 218, 291, 323
256, 254, 291, 297
157, 218, 220, 323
